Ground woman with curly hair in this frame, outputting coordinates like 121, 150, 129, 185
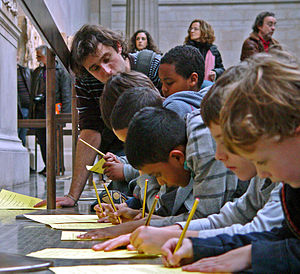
184, 19, 224, 82
128, 29, 161, 54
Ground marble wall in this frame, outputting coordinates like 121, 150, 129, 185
111, 0, 300, 68
0, 0, 29, 186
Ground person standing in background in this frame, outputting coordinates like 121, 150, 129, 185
17, 63, 32, 146
30, 45, 71, 176
128, 29, 161, 54
240, 11, 278, 61
184, 19, 225, 82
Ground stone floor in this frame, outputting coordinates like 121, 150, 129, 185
4, 171, 104, 202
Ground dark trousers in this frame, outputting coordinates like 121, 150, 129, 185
35, 110, 47, 167
35, 127, 47, 166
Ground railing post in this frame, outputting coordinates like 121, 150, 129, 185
71, 84, 78, 177
46, 48, 56, 209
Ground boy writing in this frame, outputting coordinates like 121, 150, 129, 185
162, 50, 300, 273
79, 105, 240, 241
95, 64, 283, 254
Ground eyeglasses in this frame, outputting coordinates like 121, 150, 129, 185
189, 27, 200, 32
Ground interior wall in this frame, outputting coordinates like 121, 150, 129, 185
112, 0, 300, 68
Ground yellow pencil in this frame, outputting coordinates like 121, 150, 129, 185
173, 198, 199, 253
144, 194, 159, 226
102, 183, 122, 224
142, 179, 148, 218
92, 180, 103, 213
79, 138, 105, 157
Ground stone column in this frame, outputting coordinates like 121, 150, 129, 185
99, 0, 112, 28
0, 0, 29, 187
126, 0, 159, 43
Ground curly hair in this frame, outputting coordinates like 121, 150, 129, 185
128, 29, 161, 54
184, 19, 215, 44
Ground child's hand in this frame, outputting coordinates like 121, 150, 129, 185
103, 161, 125, 181
161, 238, 194, 267
94, 203, 111, 222
128, 226, 181, 255
208, 70, 216, 82
182, 244, 252, 272
92, 234, 131, 251
103, 152, 121, 163
94, 203, 126, 222
107, 207, 141, 224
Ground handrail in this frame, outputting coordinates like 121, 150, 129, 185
17, 0, 69, 71
17, 0, 77, 209
18, 114, 72, 128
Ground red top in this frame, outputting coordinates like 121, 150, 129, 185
259, 35, 271, 52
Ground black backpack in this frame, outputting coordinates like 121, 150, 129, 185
135, 49, 160, 76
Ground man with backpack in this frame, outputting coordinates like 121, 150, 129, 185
34, 24, 161, 208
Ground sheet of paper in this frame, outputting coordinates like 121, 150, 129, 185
86, 158, 106, 174
50, 264, 185, 274
24, 214, 100, 224
61, 231, 89, 240
0, 189, 46, 209
49, 222, 113, 230
28, 248, 159, 259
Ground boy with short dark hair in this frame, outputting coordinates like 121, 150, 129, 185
111, 87, 164, 140
159, 45, 208, 98
125, 106, 240, 224
161, 50, 300, 273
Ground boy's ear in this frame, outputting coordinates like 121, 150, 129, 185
189, 72, 199, 89
169, 149, 185, 166
116, 42, 123, 54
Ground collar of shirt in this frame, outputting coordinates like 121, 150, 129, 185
259, 35, 271, 52
184, 161, 194, 178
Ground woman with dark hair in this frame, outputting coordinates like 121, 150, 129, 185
184, 19, 224, 82
128, 29, 161, 54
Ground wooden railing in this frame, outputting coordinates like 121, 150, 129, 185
18, 0, 78, 209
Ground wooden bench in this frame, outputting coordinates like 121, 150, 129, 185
18, 113, 72, 176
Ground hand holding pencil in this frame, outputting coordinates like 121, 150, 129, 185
161, 198, 199, 267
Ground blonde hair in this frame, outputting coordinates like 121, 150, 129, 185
184, 19, 215, 44
220, 49, 300, 153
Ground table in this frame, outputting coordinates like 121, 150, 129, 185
0, 204, 161, 273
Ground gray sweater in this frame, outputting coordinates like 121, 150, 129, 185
177, 177, 283, 238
